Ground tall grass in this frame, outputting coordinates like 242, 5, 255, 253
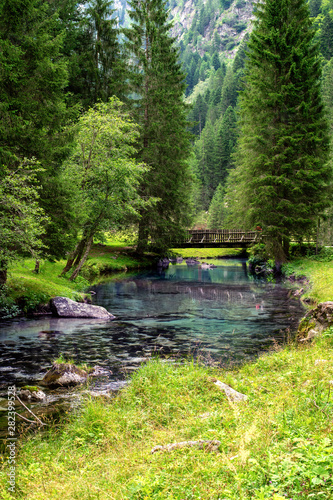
1, 333, 333, 499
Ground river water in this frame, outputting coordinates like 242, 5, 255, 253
0, 259, 305, 390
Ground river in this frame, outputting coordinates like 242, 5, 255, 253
0, 259, 304, 390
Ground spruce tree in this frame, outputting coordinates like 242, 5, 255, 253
208, 183, 226, 229
124, 0, 192, 252
75, 0, 128, 108
0, 0, 77, 260
228, 0, 331, 261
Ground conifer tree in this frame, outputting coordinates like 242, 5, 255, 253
320, 12, 333, 61
215, 106, 237, 184
124, 0, 192, 252
227, 0, 331, 261
74, 0, 128, 108
208, 184, 226, 229
0, 0, 77, 260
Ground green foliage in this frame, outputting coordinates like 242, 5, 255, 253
67, 0, 128, 109
207, 183, 226, 228
0, 162, 48, 283
320, 12, 333, 60
124, 0, 193, 252
226, 0, 331, 261
0, 285, 20, 319
0, 0, 69, 168
308, 246, 333, 261
61, 97, 150, 277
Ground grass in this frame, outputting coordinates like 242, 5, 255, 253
8, 259, 88, 309
172, 247, 245, 259
1, 335, 333, 499
52, 354, 92, 372
4, 237, 151, 314
284, 256, 333, 304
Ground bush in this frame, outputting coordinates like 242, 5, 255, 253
0, 285, 20, 319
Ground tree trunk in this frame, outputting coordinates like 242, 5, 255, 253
34, 260, 40, 274
69, 236, 93, 281
0, 261, 7, 285
282, 237, 290, 259
60, 241, 82, 276
60, 230, 90, 276
136, 215, 149, 254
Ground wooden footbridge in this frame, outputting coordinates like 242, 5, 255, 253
173, 229, 265, 248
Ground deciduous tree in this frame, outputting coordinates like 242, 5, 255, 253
60, 98, 150, 279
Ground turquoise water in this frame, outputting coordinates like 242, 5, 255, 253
0, 259, 305, 388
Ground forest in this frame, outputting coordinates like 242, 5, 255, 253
1, 0, 333, 283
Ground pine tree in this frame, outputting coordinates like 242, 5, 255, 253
215, 106, 237, 185
208, 183, 226, 229
0, 0, 77, 260
124, 0, 193, 252
64, 0, 127, 109
227, 0, 331, 261
320, 12, 333, 61
0, 0, 68, 167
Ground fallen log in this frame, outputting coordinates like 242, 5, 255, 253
151, 439, 221, 454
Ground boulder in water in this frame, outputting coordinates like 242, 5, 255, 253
50, 296, 115, 320
41, 363, 88, 387
19, 386, 46, 402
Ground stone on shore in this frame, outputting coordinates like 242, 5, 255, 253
297, 301, 333, 341
50, 296, 115, 320
19, 387, 46, 402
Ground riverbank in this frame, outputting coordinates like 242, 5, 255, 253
2, 238, 153, 317
2, 242, 245, 318
0, 335, 332, 499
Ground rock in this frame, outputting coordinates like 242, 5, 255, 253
299, 329, 318, 342
297, 301, 333, 341
19, 387, 46, 402
213, 379, 248, 402
50, 296, 115, 320
186, 258, 199, 265
88, 365, 111, 377
314, 359, 328, 366
41, 363, 88, 387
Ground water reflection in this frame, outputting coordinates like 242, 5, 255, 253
0, 260, 304, 387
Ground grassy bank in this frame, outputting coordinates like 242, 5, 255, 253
284, 256, 333, 304
4, 238, 151, 315
1, 336, 333, 500
172, 247, 244, 259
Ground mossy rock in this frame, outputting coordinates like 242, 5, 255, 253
41, 363, 88, 387
297, 318, 317, 340
19, 386, 46, 401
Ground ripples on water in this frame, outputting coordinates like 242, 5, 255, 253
0, 259, 305, 388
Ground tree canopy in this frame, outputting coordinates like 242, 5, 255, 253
225, 0, 331, 261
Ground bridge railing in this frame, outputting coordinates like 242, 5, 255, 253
180, 229, 264, 245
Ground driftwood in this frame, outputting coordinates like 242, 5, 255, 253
151, 439, 221, 454
15, 394, 46, 426
213, 379, 248, 403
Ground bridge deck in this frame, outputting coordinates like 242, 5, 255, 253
173, 229, 264, 248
